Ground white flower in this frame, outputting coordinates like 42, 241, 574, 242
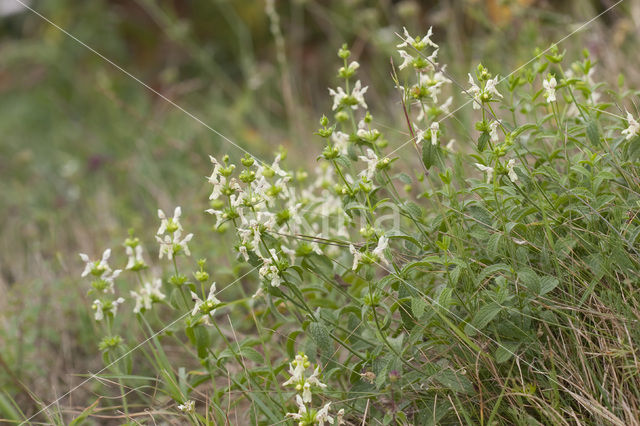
398, 49, 413, 70
622, 111, 640, 140
305, 365, 327, 393
349, 244, 363, 270
92, 297, 124, 321
92, 299, 104, 321
328, 81, 368, 111
506, 159, 518, 183
331, 131, 350, 155
489, 120, 499, 142
439, 96, 453, 115
130, 278, 165, 314
543, 75, 557, 103
356, 119, 378, 141
281, 245, 296, 265
177, 400, 195, 413
208, 174, 226, 200
252, 286, 264, 299
125, 245, 146, 270
372, 235, 389, 265
316, 402, 335, 426
466, 74, 502, 109
396, 26, 438, 50
328, 86, 347, 111
258, 250, 283, 287
466, 73, 482, 110
157, 206, 182, 235
420, 70, 451, 103
336, 409, 345, 425
484, 76, 502, 99
286, 394, 307, 421
238, 244, 250, 261
156, 231, 194, 260
208, 155, 222, 183
351, 80, 368, 110
282, 353, 309, 387
79, 249, 112, 278
191, 282, 221, 317
268, 154, 288, 178
414, 123, 426, 145
100, 269, 122, 294
358, 149, 379, 180
445, 139, 456, 151
475, 163, 494, 183
429, 121, 439, 145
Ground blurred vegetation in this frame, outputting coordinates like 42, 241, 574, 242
1, 0, 640, 421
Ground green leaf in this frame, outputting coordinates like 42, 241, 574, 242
411, 297, 427, 319
286, 330, 302, 359
434, 369, 474, 394
70, 398, 100, 425
494, 341, 520, 363
511, 123, 538, 138
586, 120, 600, 146
194, 326, 210, 359
396, 172, 412, 184
465, 302, 501, 336
477, 131, 490, 151
386, 229, 421, 247
309, 322, 332, 355
422, 141, 443, 170
518, 269, 540, 295
539, 276, 559, 296
239, 347, 264, 364
402, 201, 423, 219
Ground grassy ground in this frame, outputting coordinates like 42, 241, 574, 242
2, 0, 640, 424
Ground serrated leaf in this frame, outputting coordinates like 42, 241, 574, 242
494, 341, 520, 363
309, 322, 332, 355
411, 297, 427, 319
465, 302, 501, 336
239, 347, 264, 364
518, 269, 540, 295
396, 172, 412, 184
539, 276, 559, 296
434, 369, 474, 394
586, 120, 600, 146
402, 201, 423, 219
385, 228, 421, 247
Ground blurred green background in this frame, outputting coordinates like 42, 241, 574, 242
1, 0, 639, 418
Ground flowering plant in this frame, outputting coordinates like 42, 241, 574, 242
75, 28, 640, 426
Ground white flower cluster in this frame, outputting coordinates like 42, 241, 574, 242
156, 207, 194, 260
474, 158, 518, 184
283, 353, 344, 426
79, 249, 126, 321
80, 249, 121, 293
543, 74, 557, 103
206, 154, 352, 294
466, 72, 502, 111
349, 235, 389, 270
395, 27, 452, 146
328, 79, 368, 111
130, 278, 165, 314
80, 230, 168, 320
190, 282, 221, 326
177, 399, 195, 413
622, 111, 640, 140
